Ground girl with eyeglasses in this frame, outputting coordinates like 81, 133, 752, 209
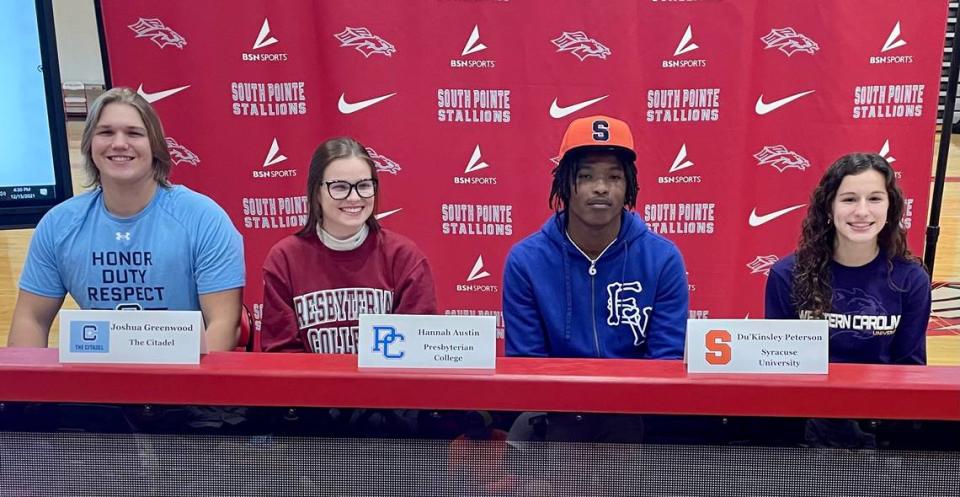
260, 137, 438, 353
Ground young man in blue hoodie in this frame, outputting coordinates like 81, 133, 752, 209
503, 115, 689, 359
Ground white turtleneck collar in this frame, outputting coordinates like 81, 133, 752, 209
317, 223, 369, 251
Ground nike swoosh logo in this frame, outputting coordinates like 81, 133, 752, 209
338, 92, 396, 114
748, 204, 806, 227
549, 95, 608, 119
375, 208, 402, 220
137, 84, 190, 104
755, 90, 815, 115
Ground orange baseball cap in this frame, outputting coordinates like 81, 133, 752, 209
557, 115, 636, 162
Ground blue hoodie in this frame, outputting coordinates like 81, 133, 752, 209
503, 210, 688, 359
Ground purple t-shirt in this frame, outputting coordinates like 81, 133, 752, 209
764, 252, 930, 364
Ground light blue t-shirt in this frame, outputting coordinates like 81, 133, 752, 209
20, 185, 245, 310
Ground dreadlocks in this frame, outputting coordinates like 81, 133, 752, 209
548, 149, 638, 211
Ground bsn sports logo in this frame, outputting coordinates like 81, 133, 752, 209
658, 143, 701, 184
872, 21, 912, 64
879, 139, 902, 179
746, 255, 779, 275
644, 203, 715, 235
452, 25, 495, 68
166, 137, 199, 166
365, 147, 401, 175
760, 27, 819, 56
458, 256, 498, 292
551, 31, 611, 61
607, 282, 652, 346
663, 25, 706, 68
128, 18, 186, 49
455, 145, 497, 185
335, 27, 396, 57
253, 138, 297, 179
754, 145, 810, 172
242, 19, 288, 62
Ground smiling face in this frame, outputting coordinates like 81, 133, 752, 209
566, 153, 626, 233
90, 103, 155, 189
831, 169, 889, 252
319, 156, 376, 238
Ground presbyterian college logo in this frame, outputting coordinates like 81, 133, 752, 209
746, 255, 779, 275
760, 27, 819, 56
606, 281, 652, 346
334, 27, 396, 57
366, 147, 401, 175
372, 325, 405, 359
754, 145, 810, 172
551, 31, 611, 61
128, 18, 186, 49
166, 137, 199, 166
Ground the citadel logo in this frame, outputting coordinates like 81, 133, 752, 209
872, 21, 912, 64
452, 25, 495, 68
760, 27, 819, 56
128, 18, 186, 49
658, 143, 701, 184
853, 84, 923, 119
366, 147, 401, 175
242, 19, 288, 62
663, 25, 706, 68
458, 256, 498, 293
647, 88, 720, 122
644, 203, 715, 235
438, 88, 511, 123
165, 137, 199, 166
253, 138, 297, 179
455, 145, 497, 185
754, 145, 811, 172
441, 204, 513, 236
335, 27, 396, 57
231, 81, 307, 117
551, 31, 611, 61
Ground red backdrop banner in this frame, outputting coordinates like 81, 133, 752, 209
99, 0, 948, 347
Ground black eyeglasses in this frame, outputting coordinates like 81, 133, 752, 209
324, 178, 378, 200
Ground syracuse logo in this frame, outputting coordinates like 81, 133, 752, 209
760, 27, 819, 56
335, 27, 396, 57
165, 137, 200, 166
365, 147, 401, 175
128, 18, 186, 49
754, 145, 810, 172
551, 31, 611, 61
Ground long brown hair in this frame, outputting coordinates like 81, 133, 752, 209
792, 152, 919, 316
297, 137, 380, 238
80, 87, 171, 188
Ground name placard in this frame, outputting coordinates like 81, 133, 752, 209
686, 319, 828, 374
58, 310, 204, 364
358, 314, 496, 369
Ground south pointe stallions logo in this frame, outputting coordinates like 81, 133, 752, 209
128, 18, 186, 49
166, 138, 200, 166
754, 145, 810, 172
551, 31, 611, 61
746, 255, 779, 276
761, 27, 819, 56
335, 27, 396, 57
365, 147, 401, 175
